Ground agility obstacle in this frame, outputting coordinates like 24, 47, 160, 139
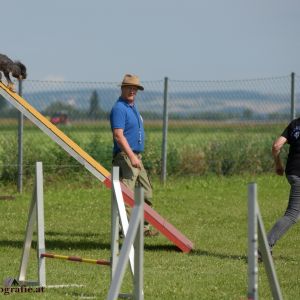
15, 162, 144, 299
41, 253, 111, 266
247, 183, 282, 300
0, 81, 193, 253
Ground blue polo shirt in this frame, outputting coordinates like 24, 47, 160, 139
110, 97, 145, 154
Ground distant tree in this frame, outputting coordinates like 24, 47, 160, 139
268, 112, 288, 121
0, 94, 8, 112
242, 108, 254, 120
43, 101, 72, 115
43, 101, 85, 120
88, 90, 102, 120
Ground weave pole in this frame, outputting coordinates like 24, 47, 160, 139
107, 186, 144, 300
41, 253, 111, 266
248, 183, 258, 300
247, 182, 283, 300
18, 162, 46, 287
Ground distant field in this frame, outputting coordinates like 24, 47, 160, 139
0, 119, 286, 142
0, 121, 288, 179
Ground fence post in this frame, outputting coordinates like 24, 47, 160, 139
161, 77, 168, 184
291, 72, 295, 121
17, 79, 23, 193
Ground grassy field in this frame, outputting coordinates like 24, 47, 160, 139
0, 173, 299, 299
0, 121, 289, 180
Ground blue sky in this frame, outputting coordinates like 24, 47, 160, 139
2, 0, 300, 82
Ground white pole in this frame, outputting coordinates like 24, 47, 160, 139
17, 79, 23, 193
112, 167, 134, 274
107, 187, 144, 300
257, 209, 283, 300
161, 77, 168, 184
111, 167, 120, 279
36, 162, 46, 287
133, 187, 144, 300
248, 183, 258, 300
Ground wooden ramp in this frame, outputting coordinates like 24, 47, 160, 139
0, 82, 194, 253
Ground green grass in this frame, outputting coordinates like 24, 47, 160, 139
0, 173, 299, 299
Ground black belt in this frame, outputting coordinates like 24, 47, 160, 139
113, 151, 141, 157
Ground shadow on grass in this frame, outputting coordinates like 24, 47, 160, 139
0, 238, 181, 254
44, 239, 111, 251
144, 244, 180, 252
0, 239, 111, 251
1, 239, 295, 264
191, 248, 248, 262
13, 230, 107, 238
191, 249, 296, 263
7, 230, 181, 253
0, 240, 23, 248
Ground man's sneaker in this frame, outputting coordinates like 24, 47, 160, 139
144, 228, 159, 237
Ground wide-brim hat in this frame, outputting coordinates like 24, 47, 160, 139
120, 74, 144, 91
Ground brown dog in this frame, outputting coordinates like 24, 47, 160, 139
0, 53, 27, 91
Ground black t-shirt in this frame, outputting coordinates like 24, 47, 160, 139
281, 118, 300, 176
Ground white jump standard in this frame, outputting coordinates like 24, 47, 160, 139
13, 163, 144, 299
247, 183, 283, 300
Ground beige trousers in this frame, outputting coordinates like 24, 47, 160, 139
112, 152, 153, 207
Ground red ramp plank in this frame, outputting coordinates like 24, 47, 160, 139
104, 178, 193, 252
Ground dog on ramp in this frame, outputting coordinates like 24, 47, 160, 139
0, 53, 27, 91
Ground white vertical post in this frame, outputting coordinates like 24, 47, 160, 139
248, 183, 258, 300
133, 187, 144, 300
247, 182, 283, 300
17, 79, 23, 193
36, 162, 46, 287
107, 187, 144, 300
291, 72, 296, 121
111, 166, 134, 274
18, 194, 37, 283
161, 77, 168, 184
111, 167, 120, 279
257, 209, 283, 300
18, 161, 46, 287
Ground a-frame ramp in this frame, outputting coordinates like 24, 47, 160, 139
0, 82, 194, 253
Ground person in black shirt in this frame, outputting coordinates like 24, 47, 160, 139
267, 118, 300, 254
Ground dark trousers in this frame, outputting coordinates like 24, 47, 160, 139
267, 175, 300, 248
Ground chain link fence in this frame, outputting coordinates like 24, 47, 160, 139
0, 74, 299, 184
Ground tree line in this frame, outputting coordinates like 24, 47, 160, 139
0, 91, 290, 122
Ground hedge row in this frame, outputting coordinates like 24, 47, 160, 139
0, 133, 288, 182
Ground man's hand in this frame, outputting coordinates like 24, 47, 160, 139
113, 128, 141, 169
130, 154, 141, 169
272, 136, 287, 176
275, 163, 284, 176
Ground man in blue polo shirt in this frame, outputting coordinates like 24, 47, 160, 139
110, 74, 158, 237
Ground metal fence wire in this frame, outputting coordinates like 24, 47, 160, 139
0, 74, 299, 181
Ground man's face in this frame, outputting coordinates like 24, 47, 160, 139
121, 86, 138, 103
